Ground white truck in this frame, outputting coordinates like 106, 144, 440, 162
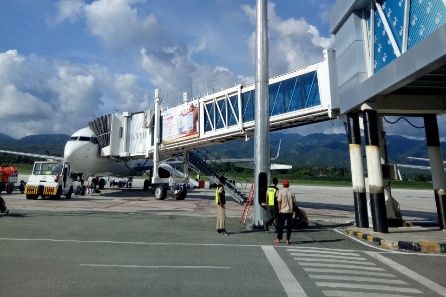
25, 161, 73, 200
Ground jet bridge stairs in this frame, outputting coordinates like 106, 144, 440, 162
188, 150, 248, 204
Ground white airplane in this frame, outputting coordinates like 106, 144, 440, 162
0, 127, 153, 178
0, 127, 291, 179
397, 157, 446, 170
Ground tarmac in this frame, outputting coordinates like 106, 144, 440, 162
1, 184, 446, 254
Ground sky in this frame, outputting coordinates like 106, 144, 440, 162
0, 0, 443, 140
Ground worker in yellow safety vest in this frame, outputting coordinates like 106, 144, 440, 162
215, 177, 228, 235
265, 178, 279, 229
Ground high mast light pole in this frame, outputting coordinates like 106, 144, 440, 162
252, 0, 270, 229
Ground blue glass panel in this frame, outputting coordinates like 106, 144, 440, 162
228, 95, 238, 126
216, 100, 225, 129
374, 7, 398, 72
242, 90, 254, 122
381, 0, 406, 51
408, 0, 446, 48
269, 81, 282, 116
204, 102, 214, 132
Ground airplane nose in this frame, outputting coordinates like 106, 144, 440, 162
63, 142, 77, 163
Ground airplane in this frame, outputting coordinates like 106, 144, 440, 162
397, 157, 446, 170
214, 140, 292, 170
0, 127, 291, 180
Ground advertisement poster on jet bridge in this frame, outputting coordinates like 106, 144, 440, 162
162, 100, 199, 144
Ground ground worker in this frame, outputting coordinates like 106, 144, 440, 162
265, 177, 279, 230
215, 177, 228, 235
274, 179, 294, 245
0, 195, 9, 215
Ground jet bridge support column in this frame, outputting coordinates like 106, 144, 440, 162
363, 109, 388, 233
152, 89, 161, 182
346, 113, 368, 228
424, 114, 446, 230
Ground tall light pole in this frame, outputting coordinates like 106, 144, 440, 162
252, 0, 270, 228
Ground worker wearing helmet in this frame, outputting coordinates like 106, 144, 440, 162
274, 179, 294, 245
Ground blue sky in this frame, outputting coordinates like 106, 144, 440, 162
0, 0, 443, 140
0, 0, 337, 137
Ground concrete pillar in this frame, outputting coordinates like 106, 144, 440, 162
424, 114, 446, 230
363, 109, 388, 233
152, 89, 161, 182
346, 113, 368, 227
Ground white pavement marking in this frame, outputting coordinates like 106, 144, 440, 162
285, 246, 360, 253
290, 253, 367, 260
309, 274, 407, 285
0, 237, 259, 247
365, 251, 446, 297
287, 249, 360, 257
303, 268, 396, 277
80, 264, 231, 269
299, 263, 384, 271
294, 258, 375, 266
315, 282, 422, 294
261, 245, 307, 297
323, 291, 417, 297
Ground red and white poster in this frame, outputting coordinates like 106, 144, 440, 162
162, 101, 199, 144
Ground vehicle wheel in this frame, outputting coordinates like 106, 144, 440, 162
65, 187, 73, 199
6, 184, 14, 194
98, 178, 105, 190
26, 194, 38, 200
154, 185, 167, 200
175, 189, 187, 200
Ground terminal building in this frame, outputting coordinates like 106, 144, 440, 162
330, 0, 446, 232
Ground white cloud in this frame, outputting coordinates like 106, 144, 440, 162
242, 2, 334, 76
53, 0, 85, 24
83, 0, 167, 50
0, 50, 148, 138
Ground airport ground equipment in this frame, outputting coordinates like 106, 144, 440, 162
188, 150, 247, 203
151, 163, 188, 200
25, 161, 73, 200
0, 166, 21, 194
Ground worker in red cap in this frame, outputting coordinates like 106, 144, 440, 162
274, 179, 294, 245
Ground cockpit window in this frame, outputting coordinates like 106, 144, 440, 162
69, 136, 78, 141
78, 136, 91, 141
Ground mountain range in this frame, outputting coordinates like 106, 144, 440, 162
0, 132, 445, 168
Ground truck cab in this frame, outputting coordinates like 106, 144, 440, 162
25, 161, 73, 200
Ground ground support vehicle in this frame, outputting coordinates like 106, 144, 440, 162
143, 163, 188, 200
0, 166, 22, 194
25, 161, 73, 200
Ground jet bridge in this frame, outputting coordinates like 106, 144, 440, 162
90, 49, 339, 159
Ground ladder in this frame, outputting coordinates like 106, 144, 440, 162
240, 183, 254, 224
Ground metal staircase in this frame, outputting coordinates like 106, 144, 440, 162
188, 150, 247, 204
